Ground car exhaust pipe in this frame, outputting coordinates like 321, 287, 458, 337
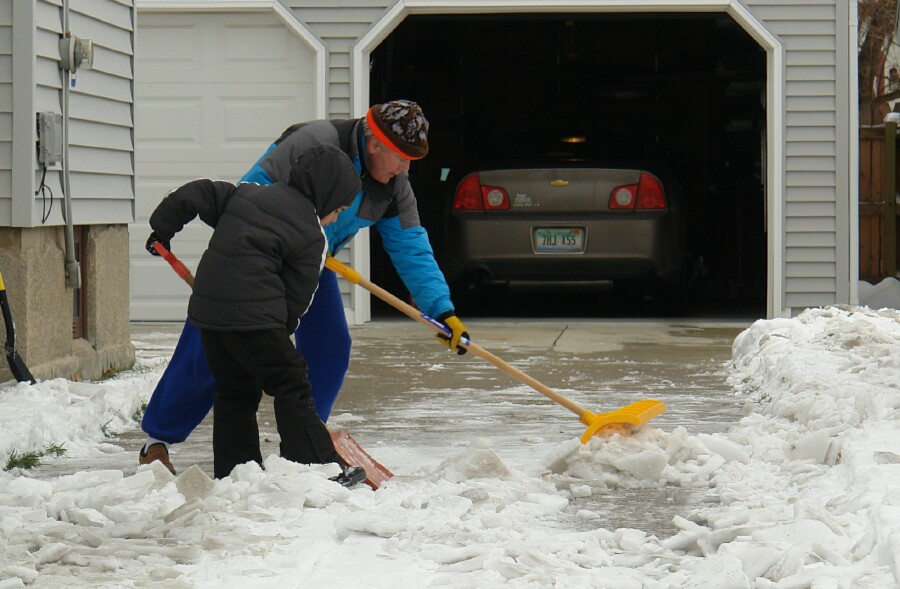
467, 266, 492, 289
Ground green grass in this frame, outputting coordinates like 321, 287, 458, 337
44, 443, 67, 457
5, 450, 41, 470
101, 419, 116, 438
4, 443, 67, 471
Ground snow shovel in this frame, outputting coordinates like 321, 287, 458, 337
153, 243, 393, 489
0, 271, 35, 384
325, 256, 666, 443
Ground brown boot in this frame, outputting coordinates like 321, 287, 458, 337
139, 443, 176, 475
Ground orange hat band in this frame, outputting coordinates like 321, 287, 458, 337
366, 109, 424, 161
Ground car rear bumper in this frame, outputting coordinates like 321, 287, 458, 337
446, 213, 684, 286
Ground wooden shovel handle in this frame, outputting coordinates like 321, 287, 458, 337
324, 256, 588, 419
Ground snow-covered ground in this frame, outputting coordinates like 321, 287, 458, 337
1, 280, 899, 588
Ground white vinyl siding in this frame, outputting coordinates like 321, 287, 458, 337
0, 0, 11, 208
18, 0, 135, 228
287, 2, 392, 118
747, 0, 847, 310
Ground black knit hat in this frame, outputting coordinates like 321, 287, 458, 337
366, 100, 429, 160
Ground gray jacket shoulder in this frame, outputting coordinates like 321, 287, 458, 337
260, 121, 342, 183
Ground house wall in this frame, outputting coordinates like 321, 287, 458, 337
0, 0, 136, 382
31, 0, 135, 227
746, 0, 853, 311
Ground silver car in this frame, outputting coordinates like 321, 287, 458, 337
444, 128, 686, 306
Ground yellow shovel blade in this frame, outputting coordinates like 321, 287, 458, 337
579, 399, 666, 444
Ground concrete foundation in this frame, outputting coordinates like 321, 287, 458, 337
0, 225, 134, 382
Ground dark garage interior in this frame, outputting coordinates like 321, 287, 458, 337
367, 12, 767, 318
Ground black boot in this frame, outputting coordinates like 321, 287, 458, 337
329, 465, 365, 488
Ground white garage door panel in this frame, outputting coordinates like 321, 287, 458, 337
138, 25, 199, 65
137, 91, 308, 154
131, 11, 318, 320
224, 24, 301, 65
130, 258, 198, 321
222, 94, 310, 145
139, 18, 311, 83
137, 98, 203, 147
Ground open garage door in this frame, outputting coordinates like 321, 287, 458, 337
368, 12, 766, 318
130, 11, 319, 320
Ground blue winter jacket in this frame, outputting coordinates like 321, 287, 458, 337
239, 118, 454, 319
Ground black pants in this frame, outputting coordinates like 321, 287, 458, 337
198, 328, 339, 479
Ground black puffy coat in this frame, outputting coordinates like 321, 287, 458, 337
149, 144, 360, 331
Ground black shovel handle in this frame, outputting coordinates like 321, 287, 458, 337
0, 282, 15, 350
0, 272, 36, 384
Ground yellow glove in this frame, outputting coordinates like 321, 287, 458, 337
435, 312, 469, 355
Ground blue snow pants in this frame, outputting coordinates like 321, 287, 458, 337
141, 269, 351, 444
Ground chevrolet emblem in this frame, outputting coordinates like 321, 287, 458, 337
549, 179, 569, 187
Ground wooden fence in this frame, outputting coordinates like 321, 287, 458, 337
859, 121, 899, 281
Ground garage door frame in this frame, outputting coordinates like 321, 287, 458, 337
353, 0, 788, 320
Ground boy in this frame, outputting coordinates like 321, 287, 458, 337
149, 144, 364, 484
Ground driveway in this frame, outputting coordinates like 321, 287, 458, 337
121, 317, 752, 537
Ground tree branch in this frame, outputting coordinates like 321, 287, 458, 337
864, 88, 900, 108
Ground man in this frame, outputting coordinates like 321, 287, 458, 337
140, 100, 470, 474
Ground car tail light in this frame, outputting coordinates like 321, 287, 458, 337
609, 185, 637, 209
454, 174, 483, 210
635, 172, 666, 209
609, 172, 667, 211
453, 173, 510, 210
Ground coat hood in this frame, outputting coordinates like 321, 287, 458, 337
288, 144, 361, 218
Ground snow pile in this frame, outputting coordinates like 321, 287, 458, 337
859, 277, 900, 311
0, 377, 150, 464
706, 306, 900, 587
0, 306, 898, 588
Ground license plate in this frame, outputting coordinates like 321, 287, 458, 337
532, 227, 585, 253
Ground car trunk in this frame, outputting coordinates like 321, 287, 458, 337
475, 168, 643, 214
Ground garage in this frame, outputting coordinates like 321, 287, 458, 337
128, 1, 856, 322
366, 12, 767, 317
129, 9, 321, 320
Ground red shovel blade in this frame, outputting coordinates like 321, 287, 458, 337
331, 430, 393, 489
